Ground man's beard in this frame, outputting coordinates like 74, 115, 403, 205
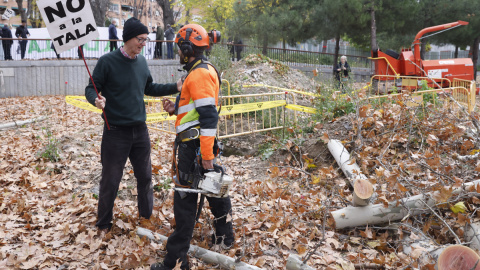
180, 56, 188, 65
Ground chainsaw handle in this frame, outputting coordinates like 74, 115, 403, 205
204, 164, 225, 176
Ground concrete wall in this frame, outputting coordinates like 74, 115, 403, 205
0, 60, 183, 98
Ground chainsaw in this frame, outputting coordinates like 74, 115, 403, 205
174, 163, 233, 198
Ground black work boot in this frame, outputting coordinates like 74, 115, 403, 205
150, 262, 171, 270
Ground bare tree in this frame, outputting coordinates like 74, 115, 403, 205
132, 0, 146, 21
28, 0, 44, 28
15, 0, 27, 21
89, 0, 110, 27
156, 0, 175, 27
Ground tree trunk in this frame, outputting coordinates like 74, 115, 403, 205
454, 45, 459, 58
157, 0, 176, 27
327, 139, 374, 206
370, 3, 378, 56
322, 40, 328, 53
333, 34, 340, 75
472, 36, 479, 81
465, 222, 480, 252
0, 116, 47, 130
262, 34, 268, 55
286, 254, 315, 270
420, 39, 427, 60
15, 0, 27, 21
437, 245, 480, 270
136, 227, 262, 270
331, 179, 480, 229
185, 8, 190, 24
89, 0, 109, 27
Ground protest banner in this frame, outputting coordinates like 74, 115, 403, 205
1, 8, 14, 20
37, 0, 99, 54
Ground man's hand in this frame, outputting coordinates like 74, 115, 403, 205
337, 68, 341, 71
177, 78, 183, 92
95, 95, 106, 110
202, 159, 214, 170
162, 98, 175, 115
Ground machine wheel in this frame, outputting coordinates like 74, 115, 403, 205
385, 49, 400, 60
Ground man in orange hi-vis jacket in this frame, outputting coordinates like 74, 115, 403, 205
151, 24, 234, 270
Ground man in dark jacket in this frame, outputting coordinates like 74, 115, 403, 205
2, 24, 13, 60
164, 24, 175, 59
15, 20, 30, 59
108, 20, 119, 52
234, 37, 243, 61
85, 17, 183, 233
154, 26, 164, 59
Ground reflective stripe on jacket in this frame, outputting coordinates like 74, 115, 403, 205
175, 60, 220, 160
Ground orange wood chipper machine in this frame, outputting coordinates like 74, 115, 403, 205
371, 21, 477, 93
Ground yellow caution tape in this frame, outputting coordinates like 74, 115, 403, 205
65, 96, 102, 114
146, 112, 176, 123
66, 96, 288, 123
219, 100, 286, 116
285, 104, 318, 114
243, 84, 320, 97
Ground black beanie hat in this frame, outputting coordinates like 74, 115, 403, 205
122, 17, 149, 42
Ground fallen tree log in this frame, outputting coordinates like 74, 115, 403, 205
437, 245, 480, 270
136, 227, 262, 270
286, 254, 315, 270
465, 222, 480, 252
328, 139, 374, 206
0, 116, 47, 130
331, 179, 480, 229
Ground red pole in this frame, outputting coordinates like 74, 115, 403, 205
78, 46, 110, 130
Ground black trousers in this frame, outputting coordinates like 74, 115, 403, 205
163, 139, 234, 270
110, 41, 118, 52
154, 42, 162, 59
20, 41, 27, 59
96, 123, 153, 229
2, 43, 11, 60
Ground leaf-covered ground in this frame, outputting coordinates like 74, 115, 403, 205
2, 94, 480, 269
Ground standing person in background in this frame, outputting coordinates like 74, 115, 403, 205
234, 37, 243, 61
154, 25, 164, 59
151, 27, 156, 34
334, 55, 351, 91
2, 24, 13, 60
108, 20, 119, 52
227, 37, 235, 61
15, 20, 30, 60
164, 24, 175, 59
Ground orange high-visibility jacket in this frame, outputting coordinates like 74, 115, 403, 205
175, 59, 220, 160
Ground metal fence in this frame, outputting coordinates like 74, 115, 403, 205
145, 80, 298, 139
221, 44, 371, 68
367, 75, 477, 113
0, 38, 371, 68
0, 38, 175, 60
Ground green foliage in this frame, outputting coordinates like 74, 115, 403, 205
313, 78, 357, 122
38, 127, 60, 162
105, 18, 112, 27
208, 44, 232, 74
154, 177, 173, 191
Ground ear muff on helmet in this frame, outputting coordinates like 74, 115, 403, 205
208, 30, 221, 44
180, 28, 194, 59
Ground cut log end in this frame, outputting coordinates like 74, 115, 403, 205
353, 178, 374, 206
438, 245, 480, 270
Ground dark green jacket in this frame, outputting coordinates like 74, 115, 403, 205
85, 49, 178, 126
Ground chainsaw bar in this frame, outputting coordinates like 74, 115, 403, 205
174, 187, 213, 195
